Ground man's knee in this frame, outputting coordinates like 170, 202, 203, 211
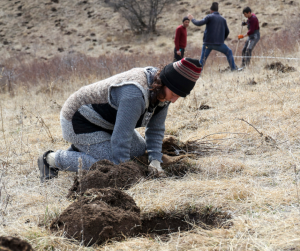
226, 48, 233, 56
246, 48, 252, 56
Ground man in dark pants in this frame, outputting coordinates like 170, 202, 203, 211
188, 2, 237, 71
238, 7, 260, 68
174, 17, 190, 62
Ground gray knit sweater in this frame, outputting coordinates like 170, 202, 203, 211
60, 67, 169, 164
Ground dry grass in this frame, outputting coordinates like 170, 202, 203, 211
0, 24, 300, 251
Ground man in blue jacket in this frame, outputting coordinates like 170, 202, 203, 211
188, 2, 237, 71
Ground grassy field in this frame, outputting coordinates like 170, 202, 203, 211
0, 44, 300, 250
0, 1, 300, 248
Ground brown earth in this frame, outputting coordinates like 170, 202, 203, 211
50, 188, 141, 246
264, 61, 296, 73
0, 236, 33, 251
52, 187, 232, 246
67, 159, 147, 199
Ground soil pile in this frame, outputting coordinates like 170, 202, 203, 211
264, 62, 296, 73
52, 187, 232, 246
51, 188, 141, 246
67, 159, 146, 198
0, 236, 33, 251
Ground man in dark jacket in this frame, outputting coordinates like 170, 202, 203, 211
174, 16, 190, 62
188, 2, 237, 71
238, 7, 260, 68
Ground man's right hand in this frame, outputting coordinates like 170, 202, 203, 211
241, 21, 247, 26
188, 13, 193, 20
176, 50, 181, 56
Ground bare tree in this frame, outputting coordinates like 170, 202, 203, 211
109, 0, 172, 33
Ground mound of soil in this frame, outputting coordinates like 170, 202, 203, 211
67, 160, 146, 198
51, 188, 141, 246
54, 185, 232, 246
264, 62, 296, 73
0, 236, 33, 251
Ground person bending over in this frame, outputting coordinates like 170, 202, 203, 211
38, 58, 202, 182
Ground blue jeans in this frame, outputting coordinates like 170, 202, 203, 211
199, 44, 237, 71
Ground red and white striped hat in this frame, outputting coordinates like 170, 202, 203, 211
160, 58, 202, 97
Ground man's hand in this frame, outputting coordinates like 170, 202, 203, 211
238, 34, 244, 39
241, 21, 247, 26
148, 160, 166, 178
188, 13, 193, 20
176, 50, 181, 56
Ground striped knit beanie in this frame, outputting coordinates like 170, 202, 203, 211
160, 58, 202, 97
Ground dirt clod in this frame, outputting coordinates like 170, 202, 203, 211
0, 236, 33, 251
51, 188, 141, 246
199, 104, 210, 110
264, 62, 296, 73
67, 160, 146, 198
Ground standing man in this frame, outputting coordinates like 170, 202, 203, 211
238, 7, 260, 68
174, 17, 190, 62
188, 2, 237, 71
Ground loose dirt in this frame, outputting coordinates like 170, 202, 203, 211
52, 188, 232, 246
0, 236, 33, 251
264, 62, 296, 73
67, 159, 146, 198
51, 188, 141, 246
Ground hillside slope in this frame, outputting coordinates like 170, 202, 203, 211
0, 0, 298, 60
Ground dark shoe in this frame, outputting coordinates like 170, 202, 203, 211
38, 150, 59, 183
